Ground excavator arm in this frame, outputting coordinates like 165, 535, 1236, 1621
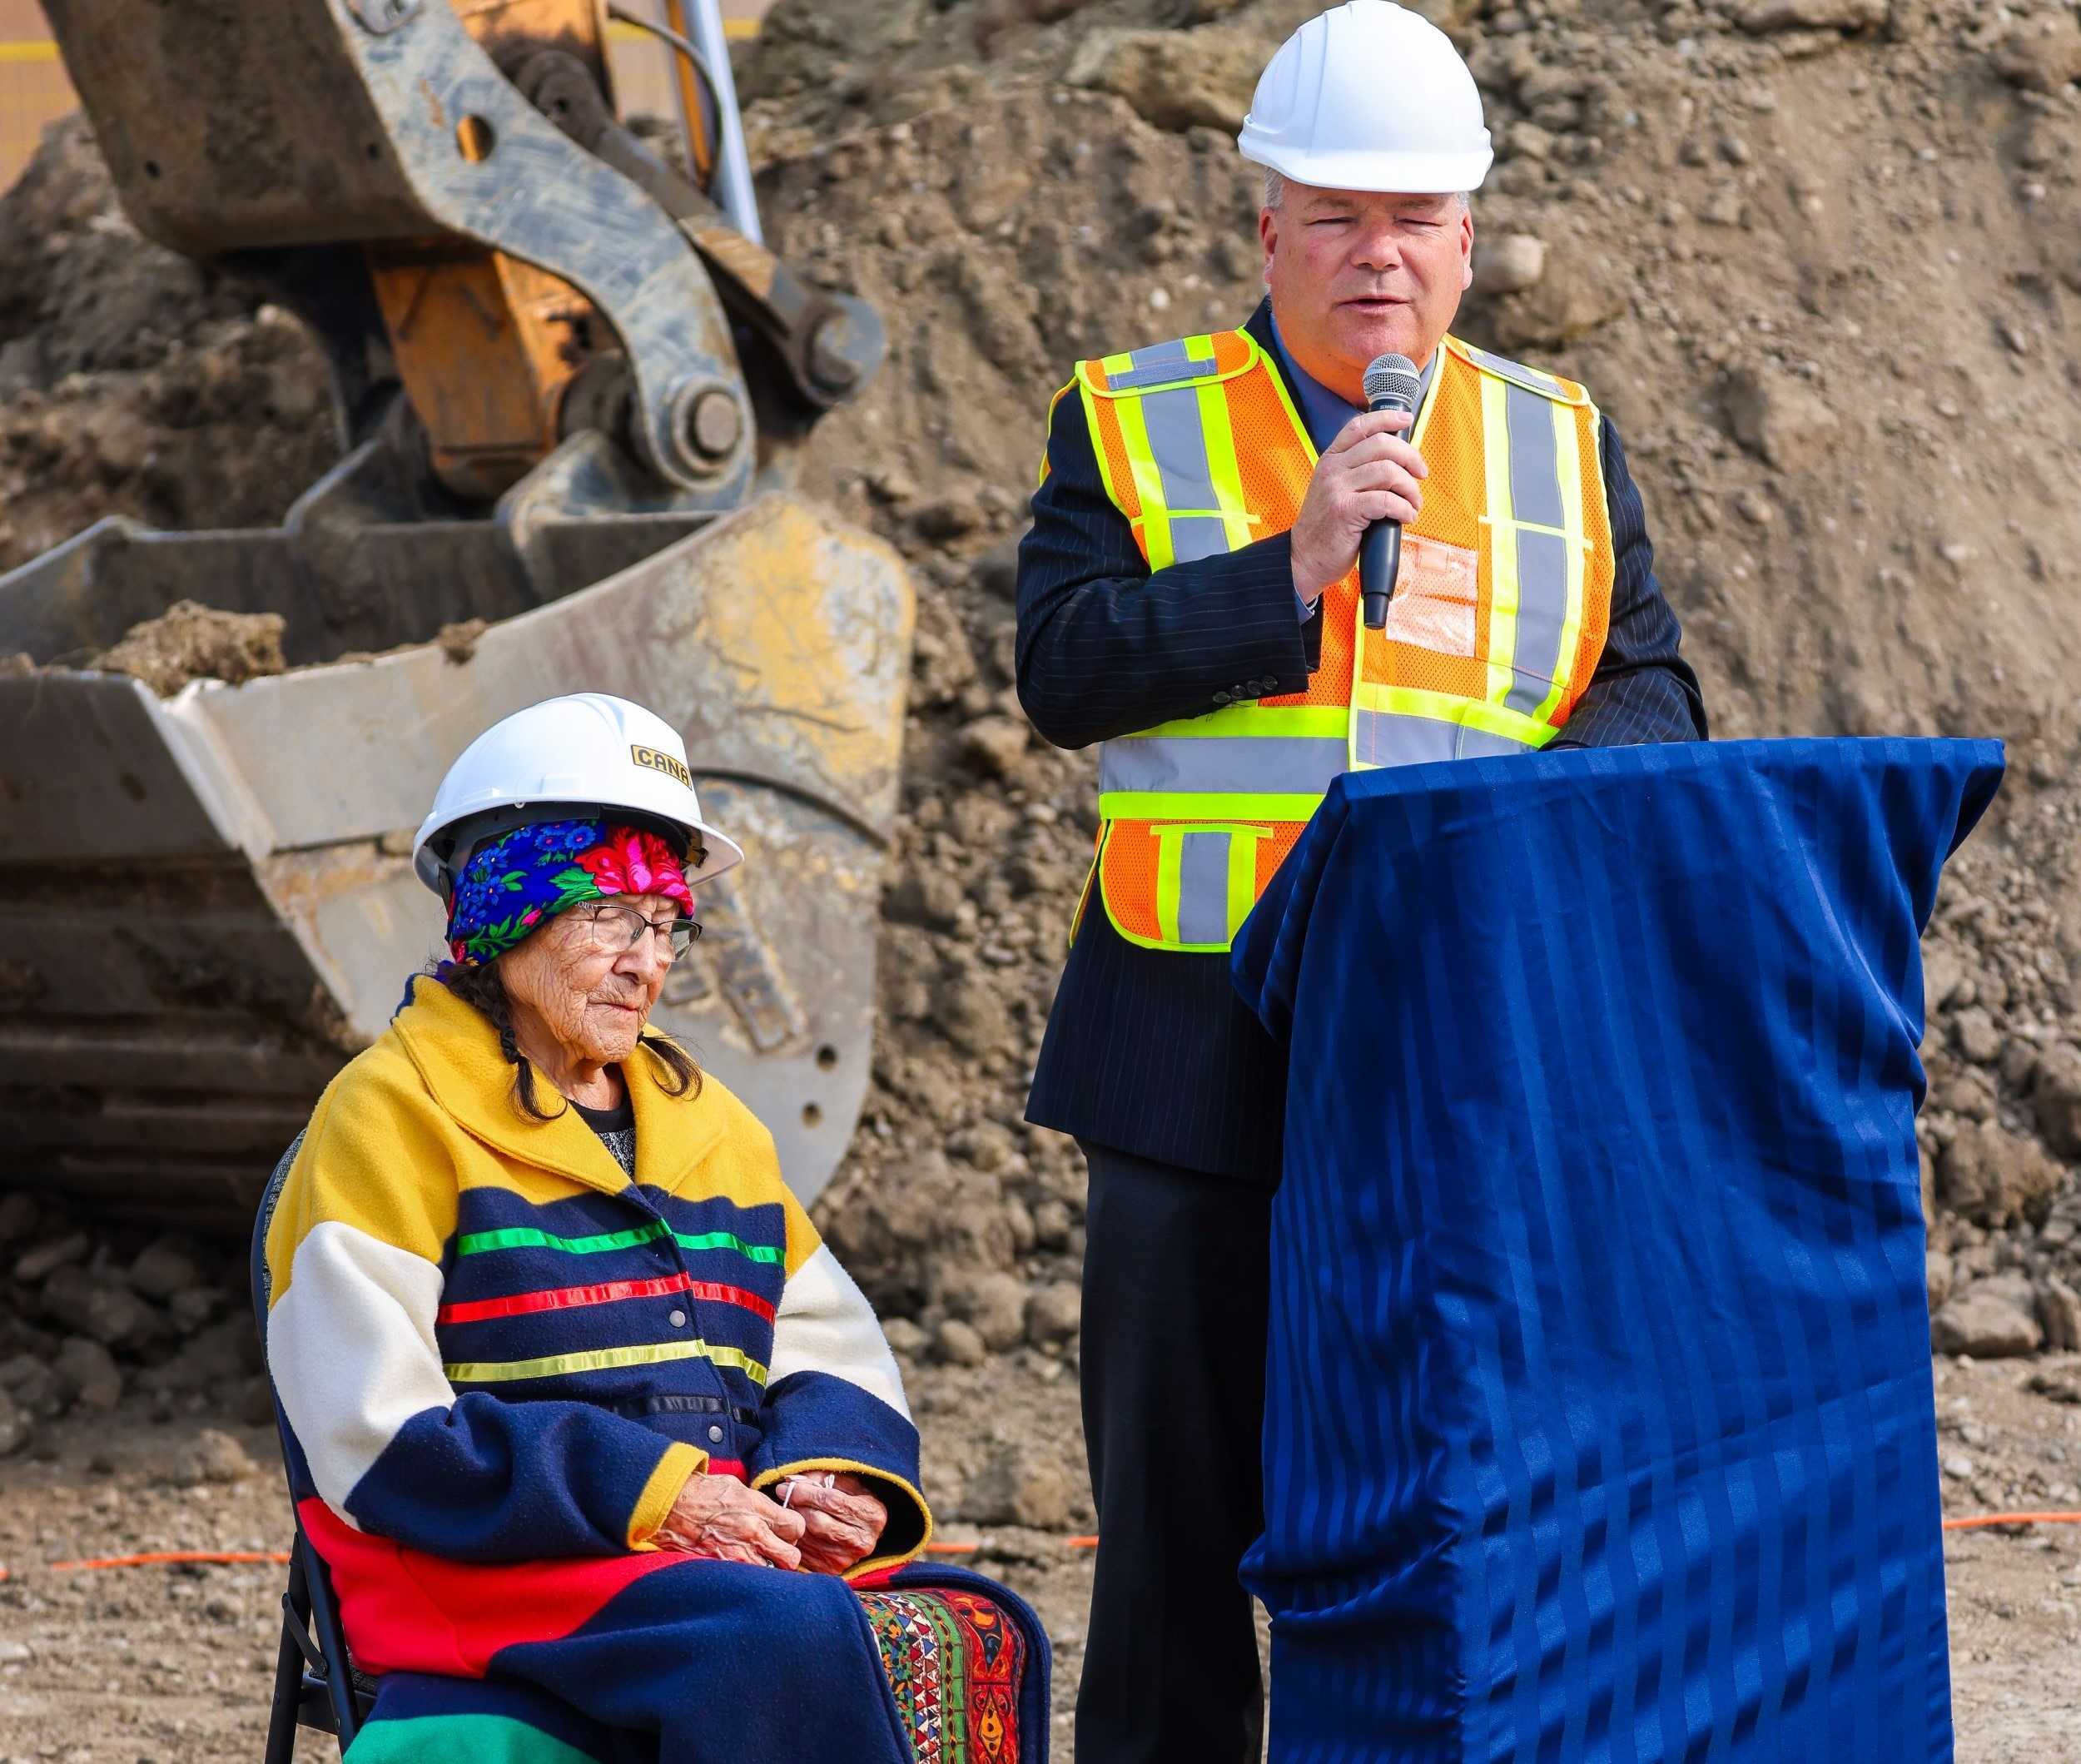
0, 0, 913, 1220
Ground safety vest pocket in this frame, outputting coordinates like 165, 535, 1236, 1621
1379, 534, 1480, 659
1098, 818, 1297, 953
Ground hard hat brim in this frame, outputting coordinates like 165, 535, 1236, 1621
684, 823, 745, 889
1238, 138, 1494, 197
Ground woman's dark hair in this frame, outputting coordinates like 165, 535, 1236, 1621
438, 958, 701, 1121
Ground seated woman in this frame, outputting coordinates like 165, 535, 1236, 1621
260, 692, 1046, 1763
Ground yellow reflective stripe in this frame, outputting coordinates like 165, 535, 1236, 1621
1537, 405, 1592, 723
1480, 372, 1522, 709
1100, 350, 1135, 381
1154, 827, 1185, 944
1101, 900, 1235, 955
1260, 348, 1319, 465
1187, 336, 1256, 553
1353, 683, 1559, 748
1409, 349, 1444, 451
445, 1340, 770, 1387
1109, 390, 1175, 569
1128, 705, 1351, 740
1099, 791, 1324, 821
1196, 380, 1254, 550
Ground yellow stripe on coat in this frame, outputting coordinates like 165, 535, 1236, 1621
445, 1339, 772, 1387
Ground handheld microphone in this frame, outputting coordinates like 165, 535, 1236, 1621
1359, 352, 1422, 630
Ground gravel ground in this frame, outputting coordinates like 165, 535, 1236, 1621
3, 1354, 2079, 1762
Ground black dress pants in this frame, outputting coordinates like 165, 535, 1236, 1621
1075, 1139, 1274, 1764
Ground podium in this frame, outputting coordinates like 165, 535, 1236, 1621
1231, 738, 2004, 1762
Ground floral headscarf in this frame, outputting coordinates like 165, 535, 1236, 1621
443, 817, 693, 970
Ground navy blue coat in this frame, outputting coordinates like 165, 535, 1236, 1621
1017, 301, 1707, 1181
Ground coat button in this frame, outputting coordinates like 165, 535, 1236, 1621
708, 1424, 726, 1444
668, 1309, 688, 1328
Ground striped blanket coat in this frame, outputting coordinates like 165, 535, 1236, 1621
261, 976, 1007, 1762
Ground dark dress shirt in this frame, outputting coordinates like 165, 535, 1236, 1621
1017, 300, 1707, 1182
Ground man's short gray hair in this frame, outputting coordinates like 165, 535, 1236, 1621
1261, 168, 1471, 214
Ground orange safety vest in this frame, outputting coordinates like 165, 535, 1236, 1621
1063, 328, 1615, 952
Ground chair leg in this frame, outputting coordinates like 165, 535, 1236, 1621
263, 1614, 306, 1764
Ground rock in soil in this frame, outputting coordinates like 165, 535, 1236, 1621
1934, 1280, 2046, 1359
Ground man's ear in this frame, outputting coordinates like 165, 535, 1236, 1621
1458, 206, 1475, 291
1259, 205, 1279, 288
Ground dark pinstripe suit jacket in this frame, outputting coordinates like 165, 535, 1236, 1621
1016, 301, 1708, 1183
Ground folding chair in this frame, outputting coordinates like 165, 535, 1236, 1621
251, 1131, 375, 1760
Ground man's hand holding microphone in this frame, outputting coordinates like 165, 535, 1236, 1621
1289, 354, 1428, 621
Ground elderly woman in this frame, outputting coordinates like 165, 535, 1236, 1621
261, 693, 1045, 1763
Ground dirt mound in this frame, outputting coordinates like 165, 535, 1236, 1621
0, 113, 337, 583
736, 0, 2081, 1356
2, 0, 2079, 1393
89, 599, 288, 696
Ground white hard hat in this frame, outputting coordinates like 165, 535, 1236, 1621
1237, 1, 1493, 196
411, 693, 745, 899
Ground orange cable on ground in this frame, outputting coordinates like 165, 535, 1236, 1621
49, 1549, 292, 1572
1940, 1511, 2081, 1533
8, 1522, 2079, 1582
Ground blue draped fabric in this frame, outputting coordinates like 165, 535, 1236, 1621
1230, 737, 2004, 1763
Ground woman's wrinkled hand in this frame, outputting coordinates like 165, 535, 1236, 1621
779, 1473, 890, 1576
653, 1475, 806, 1569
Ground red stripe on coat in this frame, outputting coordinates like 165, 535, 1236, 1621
437, 1271, 777, 1326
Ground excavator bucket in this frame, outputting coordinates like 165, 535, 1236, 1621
0, 493, 912, 1224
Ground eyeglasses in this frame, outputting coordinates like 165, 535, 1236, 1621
578, 903, 703, 961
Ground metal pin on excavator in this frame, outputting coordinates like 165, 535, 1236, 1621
0, 0, 912, 1221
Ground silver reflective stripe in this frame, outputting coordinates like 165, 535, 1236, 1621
1458, 727, 1539, 759
1507, 529, 1571, 716
1108, 356, 1219, 391
1100, 736, 1350, 796
1130, 338, 1190, 374
1505, 381, 1564, 531
1494, 375, 1575, 717
1465, 343, 1563, 396
1355, 711, 1458, 768
1354, 710, 1536, 766
1168, 515, 1232, 564
1176, 832, 1232, 946
1141, 384, 1221, 514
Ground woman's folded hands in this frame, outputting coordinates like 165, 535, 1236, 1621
779, 1473, 890, 1576
654, 1475, 807, 1569
651, 1471, 889, 1574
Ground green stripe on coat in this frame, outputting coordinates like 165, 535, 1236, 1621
455, 1220, 782, 1264
344, 1712, 602, 1764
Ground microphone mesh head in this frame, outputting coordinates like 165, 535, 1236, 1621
1363, 352, 1422, 410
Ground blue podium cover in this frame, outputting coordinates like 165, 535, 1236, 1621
1231, 738, 2004, 1763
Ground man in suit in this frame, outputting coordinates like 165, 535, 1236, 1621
1015, 3, 1707, 1759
